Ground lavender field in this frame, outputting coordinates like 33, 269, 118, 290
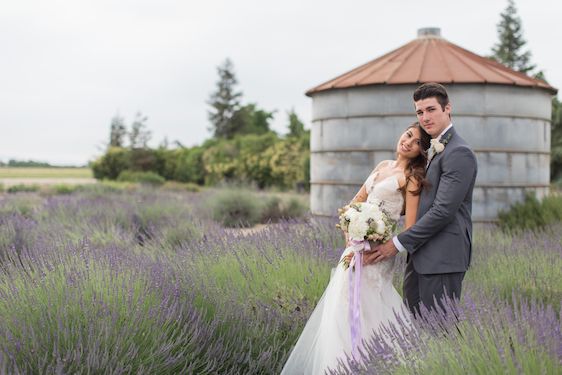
0, 186, 560, 374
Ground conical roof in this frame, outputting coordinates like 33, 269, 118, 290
306, 28, 557, 96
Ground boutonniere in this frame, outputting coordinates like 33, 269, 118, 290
428, 132, 452, 162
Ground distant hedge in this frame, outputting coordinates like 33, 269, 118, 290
91, 132, 310, 191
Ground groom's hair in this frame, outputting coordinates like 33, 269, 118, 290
413, 83, 449, 111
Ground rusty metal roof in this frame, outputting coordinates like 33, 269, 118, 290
306, 28, 557, 96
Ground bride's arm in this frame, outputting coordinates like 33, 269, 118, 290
403, 178, 421, 230
350, 184, 368, 203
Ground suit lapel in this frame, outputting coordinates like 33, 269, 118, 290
425, 127, 456, 170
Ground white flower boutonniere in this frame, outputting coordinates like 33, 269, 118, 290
430, 138, 445, 153
427, 132, 453, 162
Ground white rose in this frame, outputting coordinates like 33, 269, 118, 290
345, 209, 358, 221
364, 204, 378, 215
349, 220, 368, 240
431, 139, 445, 153
358, 210, 372, 223
376, 219, 386, 235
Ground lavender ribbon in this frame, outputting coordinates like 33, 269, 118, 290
348, 239, 371, 359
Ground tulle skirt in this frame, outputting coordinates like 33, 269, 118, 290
281, 248, 411, 374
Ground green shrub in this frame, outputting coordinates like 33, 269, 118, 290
50, 184, 79, 195
284, 197, 307, 219
6, 184, 40, 193
89, 130, 311, 191
260, 196, 283, 222
129, 148, 159, 172
209, 190, 261, 228
260, 195, 308, 222
91, 147, 131, 180
265, 135, 310, 190
234, 133, 279, 188
117, 170, 165, 186
498, 193, 562, 232
0, 183, 4, 193
74, 181, 136, 196
162, 181, 201, 193
174, 147, 205, 184
202, 140, 239, 185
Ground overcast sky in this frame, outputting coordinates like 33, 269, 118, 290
1, 0, 560, 165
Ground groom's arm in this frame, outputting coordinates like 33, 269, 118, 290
396, 146, 477, 254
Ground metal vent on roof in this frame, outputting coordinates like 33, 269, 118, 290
417, 27, 441, 38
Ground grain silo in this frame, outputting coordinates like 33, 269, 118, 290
307, 27, 557, 222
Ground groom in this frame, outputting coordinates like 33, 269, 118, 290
366, 82, 477, 315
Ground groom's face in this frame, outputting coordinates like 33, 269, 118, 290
414, 97, 451, 138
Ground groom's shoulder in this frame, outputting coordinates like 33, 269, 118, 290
445, 137, 477, 171
450, 130, 474, 152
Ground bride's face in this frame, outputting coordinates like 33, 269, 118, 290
396, 127, 422, 159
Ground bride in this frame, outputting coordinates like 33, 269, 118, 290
282, 122, 431, 374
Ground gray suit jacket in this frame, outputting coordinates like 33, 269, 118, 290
397, 127, 477, 274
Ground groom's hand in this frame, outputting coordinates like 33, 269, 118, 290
363, 241, 398, 265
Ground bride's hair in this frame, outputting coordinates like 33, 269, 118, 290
401, 122, 431, 196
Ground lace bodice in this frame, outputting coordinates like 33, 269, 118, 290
338, 168, 405, 292
364, 171, 404, 222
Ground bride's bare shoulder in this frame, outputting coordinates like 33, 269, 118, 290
372, 160, 393, 174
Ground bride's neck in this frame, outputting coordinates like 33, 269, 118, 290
394, 155, 409, 170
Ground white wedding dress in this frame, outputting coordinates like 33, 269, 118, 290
281, 171, 411, 375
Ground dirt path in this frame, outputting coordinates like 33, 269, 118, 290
0, 178, 97, 187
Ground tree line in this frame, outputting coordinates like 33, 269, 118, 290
92, 58, 310, 190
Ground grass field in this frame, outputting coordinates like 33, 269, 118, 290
0, 167, 92, 178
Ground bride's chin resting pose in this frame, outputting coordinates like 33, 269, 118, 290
281, 122, 431, 375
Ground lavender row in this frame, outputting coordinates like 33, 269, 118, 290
0, 188, 560, 373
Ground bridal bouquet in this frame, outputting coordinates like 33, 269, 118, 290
336, 200, 396, 269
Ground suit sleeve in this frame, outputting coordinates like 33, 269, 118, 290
397, 146, 477, 254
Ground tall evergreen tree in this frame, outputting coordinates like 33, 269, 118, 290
490, 0, 535, 74
287, 109, 306, 137
208, 58, 243, 139
109, 114, 127, 148
129, 112, 151, 149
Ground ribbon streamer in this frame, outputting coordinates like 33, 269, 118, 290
347, 239, 371, 359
